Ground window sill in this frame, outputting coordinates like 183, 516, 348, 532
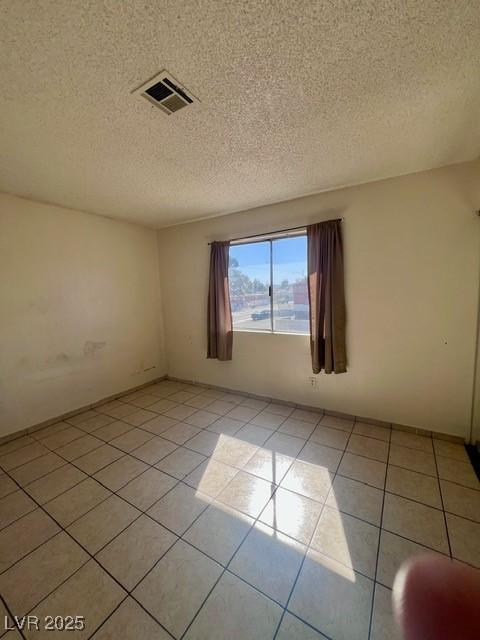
233, 329, 308, 337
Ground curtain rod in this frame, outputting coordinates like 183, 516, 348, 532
208, 217, 343, 245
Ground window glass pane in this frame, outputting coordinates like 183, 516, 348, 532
229, 242, 271, 331
272, 236, 309, 334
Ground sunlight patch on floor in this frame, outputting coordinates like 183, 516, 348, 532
194, 432, 356, 582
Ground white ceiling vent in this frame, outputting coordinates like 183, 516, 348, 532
133, 70, 198, 115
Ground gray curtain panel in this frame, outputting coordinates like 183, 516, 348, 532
307, 220, 346, 374
207, 241, 233, 361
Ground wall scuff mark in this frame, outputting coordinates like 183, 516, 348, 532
83, 341, 106, 357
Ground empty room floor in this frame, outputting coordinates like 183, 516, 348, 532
1, 380, 479, 640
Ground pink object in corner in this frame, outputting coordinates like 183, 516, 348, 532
393, 554, 480, 640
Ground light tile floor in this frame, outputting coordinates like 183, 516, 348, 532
0, 379, 479, 640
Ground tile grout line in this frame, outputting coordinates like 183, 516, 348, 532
0, 522, 63, 577
161, 405, 314, 637
25, 437, 213, 555
0, 396, 262, 570
272, 412, 363, 639
1, 593, 28, 640
0, 466, 177, 640
23, 416, 480, 496
2, 406, 476, 577
93, 414, 290, 633
367, 428, 392, 640
1, 405, 244, 538
8, 432, 477, 512
2, 420, 476, 570
178, 439, 299, 639
1, 404, 213, 571
1, 412, 477, 639
178, 420, 478, 494
1, 459, 468, 640
431, 441, 453, 558
176, 417, 463, 574
2, 384, 275, 457
1, 385, 478, 636
2, 388, 476, 488
118, 411, 290, 637
0, 497, 37, 534
84, 594, 131, 640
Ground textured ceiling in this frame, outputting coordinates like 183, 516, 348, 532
1, 1, 479, 227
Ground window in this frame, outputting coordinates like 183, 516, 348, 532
228, 234, 309, 334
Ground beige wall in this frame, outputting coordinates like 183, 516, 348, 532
2, 161, 479, 441
157, 161, 480, 440
0, 194, 166, 437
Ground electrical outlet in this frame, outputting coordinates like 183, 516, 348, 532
308, 376, 317, 387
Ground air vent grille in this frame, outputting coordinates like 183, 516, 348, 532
134, 70, 197, 116
145, 82, 173, 102
162, 94, 188, 113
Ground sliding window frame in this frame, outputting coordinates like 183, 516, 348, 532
229, 230, 307, 335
